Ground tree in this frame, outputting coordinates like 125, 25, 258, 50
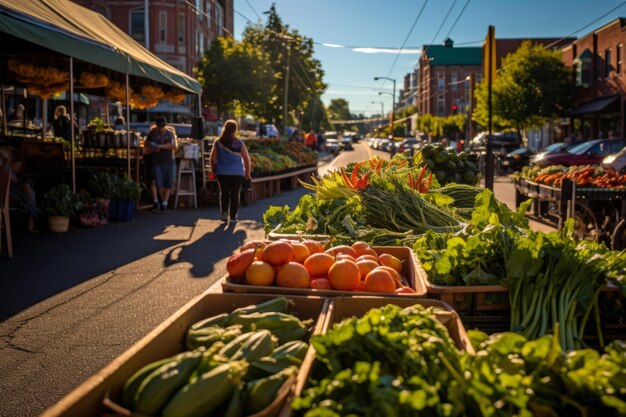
195, 37, 273, 119
327, 98, 352, 131
473, 40, 573, 137
242, 4, 326, 132
300, 96, 329, 132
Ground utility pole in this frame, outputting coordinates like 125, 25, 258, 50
283, 42, 291, 137
144, 0, 149, 49
374, 76, 396, 138
466, 74, 472, 145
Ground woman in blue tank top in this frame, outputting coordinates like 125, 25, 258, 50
210, 119, 251, 223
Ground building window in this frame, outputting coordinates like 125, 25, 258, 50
605, 49, 612, 78
159, 11, 167, 42
437, 95, 445, 115
195, 0, 201, 15
178, 13, 185, 45
215, 2, 224, 36
618, 44, 623, 74
130, 9, 145, 42
450, 72, 458, 90
197, 31, 204, 57
437, 73, 445, 91
575, 49, 592, 87
206, 0, 212, 30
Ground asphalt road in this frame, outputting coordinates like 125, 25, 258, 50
0, 141, 553, 417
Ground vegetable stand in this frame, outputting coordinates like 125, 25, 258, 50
41, 293, 329, 417
514, 178, 626, 248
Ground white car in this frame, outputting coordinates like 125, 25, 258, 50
340, 135, 353, 150
325, 138, 341, 155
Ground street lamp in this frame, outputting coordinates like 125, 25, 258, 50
374, 76, 396, 138
371, 101, 385, 118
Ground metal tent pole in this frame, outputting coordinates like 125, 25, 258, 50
70, 57, 76, 192
125, 74, 131, 179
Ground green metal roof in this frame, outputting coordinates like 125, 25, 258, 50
0, 0, 202, 94
423, 44, 483, 66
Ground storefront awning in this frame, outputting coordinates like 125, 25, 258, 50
570, 95, 620, 116
0, 0, 202, 95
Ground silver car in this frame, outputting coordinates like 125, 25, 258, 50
325, 138, 341, 155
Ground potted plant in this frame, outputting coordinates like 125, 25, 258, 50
40, 184, 82, 232
111, 176, 140, 222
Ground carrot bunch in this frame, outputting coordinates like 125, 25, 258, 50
533, 165, 626, 188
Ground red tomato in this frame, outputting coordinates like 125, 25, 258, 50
395, 286, 416, 294
310, 278, 332, 290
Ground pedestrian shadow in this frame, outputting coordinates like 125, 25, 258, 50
163, 221, 253, 278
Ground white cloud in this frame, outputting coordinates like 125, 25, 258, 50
352, 48, 422, 54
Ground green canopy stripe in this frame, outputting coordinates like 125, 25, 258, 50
0, 0, 202, 94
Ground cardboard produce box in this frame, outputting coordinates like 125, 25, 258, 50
222, 246, 427, 297
278, 296, 474, 417
41, 293, 329, 417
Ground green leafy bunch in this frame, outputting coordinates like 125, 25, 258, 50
40, 184, 82, 218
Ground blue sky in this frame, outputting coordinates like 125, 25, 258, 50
234, 0, 626, 117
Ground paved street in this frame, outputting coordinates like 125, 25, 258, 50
0, 142, 553, 416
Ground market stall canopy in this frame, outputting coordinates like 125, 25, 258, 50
146, 101, 192, 115
0, 0, 202, 95
52, 92, 90, 105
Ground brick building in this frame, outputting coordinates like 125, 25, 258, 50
417, 37, 574, 120
73, 0, 234, 77
417, 38, 482, 118
562, 18, 626, 140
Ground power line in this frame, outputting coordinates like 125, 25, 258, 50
545, 1, 626, 49
363, 0, 429, 116
244, 0, 261, 20
385, 0, 429, 78
429, 0, 459, 45
444, 0, 472, 40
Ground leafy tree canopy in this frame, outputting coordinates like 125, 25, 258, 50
242, 4, 326, 130
194, 37, 273, 119
474, 40, 573, 135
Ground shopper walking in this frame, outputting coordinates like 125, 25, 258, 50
145, 117, 178, 211
210, 119, 251, 223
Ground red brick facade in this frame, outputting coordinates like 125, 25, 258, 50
73, 0, 233, 77
562, 18, 626, 139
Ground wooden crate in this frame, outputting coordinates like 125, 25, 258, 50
41, 293, 329, 417
277, 296, 474, 417
222, 246, 427, 298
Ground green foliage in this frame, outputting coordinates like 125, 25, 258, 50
87, 172, 139, 201
41, 184, 82, 218
473, 40, 573, 133
195, 37, 273, 119
87, 171, 117, 199
294, 304, 626, 417
242, 4, 326, 131
327, 98, 351, 131
87, 116, 107, 132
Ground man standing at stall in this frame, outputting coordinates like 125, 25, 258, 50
146, 117, 178, 211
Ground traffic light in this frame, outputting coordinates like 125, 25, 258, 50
451, 104, 458, 114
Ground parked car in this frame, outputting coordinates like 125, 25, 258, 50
502, 147, 535, 172
530, 142, 575, 165
396, 138, 422, 156
469, 131, 522, 155
324, 138, 341, 155
537, 139, 626, 167
340, 134, 354, 150
375, 138, 391, 151
602, 145, 626, 173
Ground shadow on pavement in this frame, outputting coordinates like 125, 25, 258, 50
163, 220, 262, 278
0, 210, 200, 321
